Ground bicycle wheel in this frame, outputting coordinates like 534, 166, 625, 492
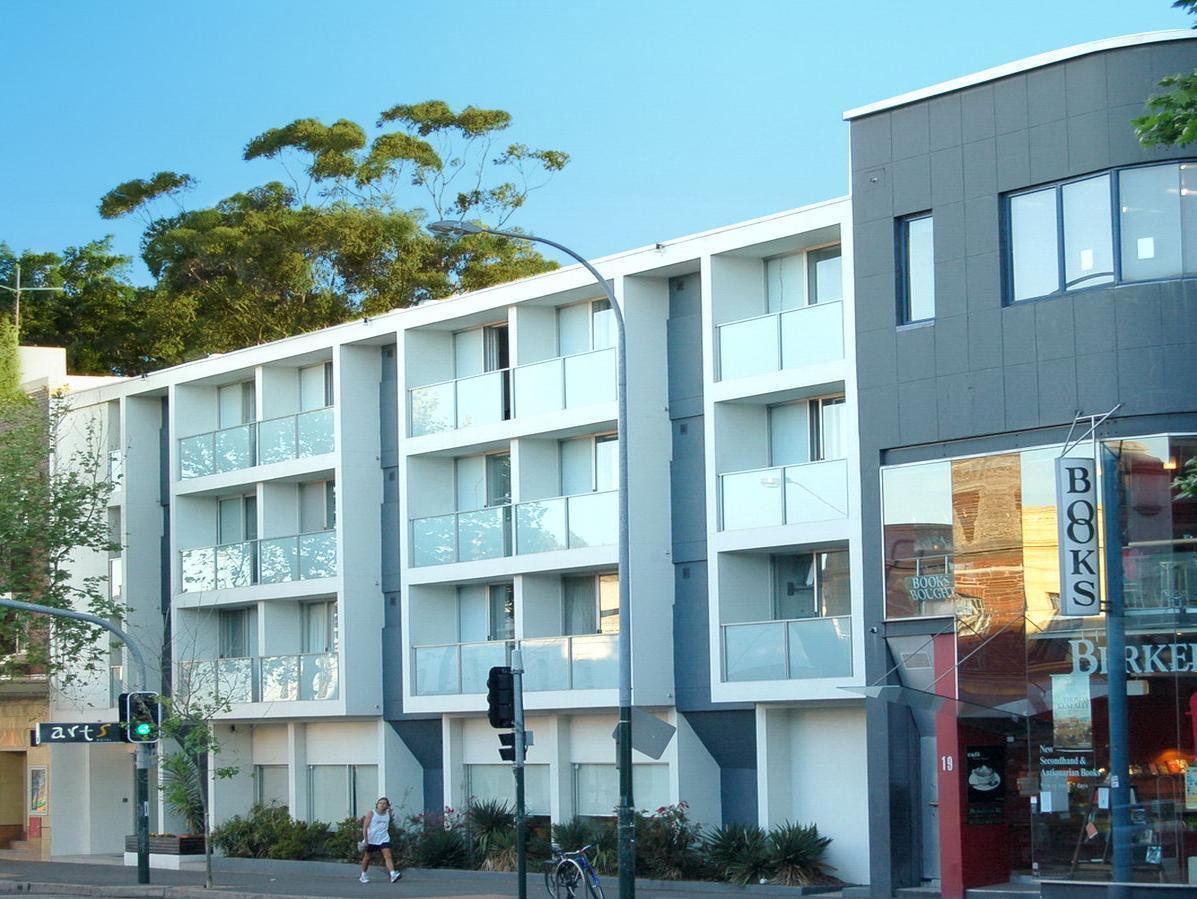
544, 861, 559, 899
553, 858, 585, 899
584, 865, 604, 899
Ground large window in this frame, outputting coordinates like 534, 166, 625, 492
771, 550, 850, 620
308, 764, 377, 823
1007, 162, 1197, 302
899, 214, 935, 323
767, 396, 845, 466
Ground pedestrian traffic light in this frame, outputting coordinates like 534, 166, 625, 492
120, 692, 161, 744
498, 731, 518, 762
486, 666, 514, 729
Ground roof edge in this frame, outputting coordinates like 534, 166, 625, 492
844, 29, 1197, 121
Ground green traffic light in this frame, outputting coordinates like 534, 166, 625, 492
135, 723, 152, 737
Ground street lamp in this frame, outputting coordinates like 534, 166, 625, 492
428, 220, 636, 899
0, 263, 66, 339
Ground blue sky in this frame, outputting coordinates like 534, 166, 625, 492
0, 1, 1190, 281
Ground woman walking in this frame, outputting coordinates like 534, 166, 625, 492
359, 797, 402, 884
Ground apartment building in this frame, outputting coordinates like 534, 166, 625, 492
846, 29, 1197, 897
45, 200, 869, 883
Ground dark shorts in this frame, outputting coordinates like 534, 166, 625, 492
366, 842, 391, 852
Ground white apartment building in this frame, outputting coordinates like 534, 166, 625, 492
46, 198, 870, 883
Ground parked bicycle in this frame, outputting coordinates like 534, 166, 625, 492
544, 842, 604, 899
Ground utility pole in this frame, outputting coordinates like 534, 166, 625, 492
0, 596, 153, 884
0, 263, 66, 339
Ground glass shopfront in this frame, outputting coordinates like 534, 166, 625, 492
882, 435, 1197, 885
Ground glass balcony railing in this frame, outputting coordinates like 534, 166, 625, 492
178, 407, 335, 479
411, 633, 618, 696
717, 301, 843, 381
720, 458, 848, 530
408, 348, 616, 437
722, 615, 852, 682
411, 490, 617, 566
514, 490, 617, 555
179, 530, 336, 593
180, 652, 339, 704
1123, 541, 1197, 611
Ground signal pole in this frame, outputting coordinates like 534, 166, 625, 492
512, 649, 527, 899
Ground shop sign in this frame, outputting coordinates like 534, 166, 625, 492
1069, 637, 1197, 675
903, 571, 954, 603
1055, 457, 1100, 617
965, 745, 1005, 824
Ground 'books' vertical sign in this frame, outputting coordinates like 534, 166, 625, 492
1055, 457, 1101, 617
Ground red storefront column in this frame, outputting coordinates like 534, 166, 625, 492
934, 632, 965, 899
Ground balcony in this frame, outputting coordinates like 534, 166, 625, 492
180, 530, 336, 593
722, 615, 852, 682
178, 407, 335, 479
408, 347, 615, 437
717, 301, 843, 381
412, 633, 618, 696
720, 458, 848, 530
179, 652, 338, 704
411, 491, 617, 567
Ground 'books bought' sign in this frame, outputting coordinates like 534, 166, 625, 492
1055, 457, 1101, 617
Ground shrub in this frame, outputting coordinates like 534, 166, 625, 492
209, 804, 330, 860
550, 816, 617, 876
703, 821, 774, 885
466, 799, 515, 870
634, 803, 708, 881
326, 817, 364, 863
267, 818, 330, 860
416, 825, 468, 868
767, 822, 833, 886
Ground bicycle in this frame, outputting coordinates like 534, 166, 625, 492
544, 842, 604, 899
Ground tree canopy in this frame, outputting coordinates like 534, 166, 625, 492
1134, 1, 1197, 146
5, 100, 568, 374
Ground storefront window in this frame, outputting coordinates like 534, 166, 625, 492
882, 435, 1197, 884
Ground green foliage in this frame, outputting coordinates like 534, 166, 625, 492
415, 822, 468, 869
703, 822, 774, 886
324, 818, 363, 863
98, 172, 196, 221
766, 821, 834, 886
0, 313, 19, 403
633, 802, 708, 881
159, 752, 206, 835
466, 798, 515, 864
210, 804, 330, 860
0, 393, 119, 682
1134, 2, 1197, 147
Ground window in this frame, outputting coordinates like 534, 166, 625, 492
1007, 162, 1197, 302
564, 572, 619, 635
488, 584, 515, 641
302, 601, 337, 654
771, 550, 850, 620
807, 245, 843, 304
218, 381, 255, 428
256, 765, 288, 808
560, 434, 618, 495
573, 764, 669, 817
899, 214, 935, 323
299, 481, 334, 532
218, 607, 257, 658
468, 764, 550, 815
557, 300, 614, 355
457, 583, 514, 642
767, 396, 845, 466
218, 494, 257, 544
308, 764, 377, 823
454, 453, 511, 511
299, 362, 333, 411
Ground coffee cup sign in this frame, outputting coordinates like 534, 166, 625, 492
1055, 457, 1101, 617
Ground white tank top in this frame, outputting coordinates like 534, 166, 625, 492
367, 810, 391, 844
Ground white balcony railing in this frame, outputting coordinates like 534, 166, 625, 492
411, 490, 617, 567
722, 615, 852, 682
412, 633, 618, 696
719, 458, 848, 530
178, 407, 335, 479
179, 652, 338, 704
717, 301, 843, 381
408, 347, 615, 437
179, 530, 336, 593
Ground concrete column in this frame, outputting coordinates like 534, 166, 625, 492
288, 723, 308, 821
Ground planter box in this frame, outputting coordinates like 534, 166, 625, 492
124, 834, 206, 855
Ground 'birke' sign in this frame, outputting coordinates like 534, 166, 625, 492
1055, 457, 1101, 617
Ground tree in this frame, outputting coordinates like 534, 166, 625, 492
92, 100, 568, 362
0, 321, 121, 683
1134, 2, 1197, 146
0, 240, 180, 375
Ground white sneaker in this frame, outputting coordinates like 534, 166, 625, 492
389, 870, 402, 883
359, 873, 370, 883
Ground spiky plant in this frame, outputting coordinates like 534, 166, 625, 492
767, 821, 833, 886
159, 752, 205, 835
702, 822, 774, 885
466, 798, 515, 867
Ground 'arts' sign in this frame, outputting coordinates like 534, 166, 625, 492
1055, 458, 1101, 617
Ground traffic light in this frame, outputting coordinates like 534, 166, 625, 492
499, 731, 517, 762
120, 692, 161, 744
486, 666, 514, 729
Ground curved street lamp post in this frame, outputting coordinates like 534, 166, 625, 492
428, 221, 636, 899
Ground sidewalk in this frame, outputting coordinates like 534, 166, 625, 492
0, 856, 847, 899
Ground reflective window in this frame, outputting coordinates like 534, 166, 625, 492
900, 215, 935, 323
1062, 175, 1113, 290
808, 245, 843, 304
766, 253, 805, 312
1010, 188, 1060, 301
1120, 165, 1182, 282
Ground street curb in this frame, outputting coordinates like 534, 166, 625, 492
0, 885, 278, 899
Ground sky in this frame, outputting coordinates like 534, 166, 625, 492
0, 1, 1191, 282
